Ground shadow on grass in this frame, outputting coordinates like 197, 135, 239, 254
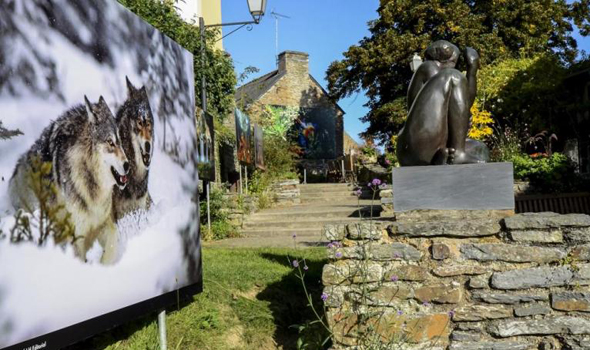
256, 252, 331, 350
63, 296, 195, 350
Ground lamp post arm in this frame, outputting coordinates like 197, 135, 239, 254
205, 19, 259, 28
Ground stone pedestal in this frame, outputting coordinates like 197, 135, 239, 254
392, 162, 514, 212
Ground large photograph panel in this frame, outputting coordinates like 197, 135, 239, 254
254, 124, 265, 170
235, 108, 252, 164
196, 110, 215, 181
0, 0, 200, 348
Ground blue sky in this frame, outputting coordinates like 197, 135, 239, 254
221, 0, 590, 145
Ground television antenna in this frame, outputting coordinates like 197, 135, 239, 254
271, 9, 291, 66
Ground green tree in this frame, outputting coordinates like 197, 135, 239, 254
477, 54, 572, 136
326, 0, 590, 144
119, 0, 236, 121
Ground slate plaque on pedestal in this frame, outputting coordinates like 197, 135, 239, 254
392, 163, 514, 212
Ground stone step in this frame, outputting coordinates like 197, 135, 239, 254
259, 201, 380, 211
241, 227, 322, 238
204, 236, 327, 248
243, 217, 393, 230
300, 192, 358, 200
301, 196, 364, 203
300, 187, 358, 194
246, 207, 382, 222
299, 183, 351, 188
243, 217, 362, 229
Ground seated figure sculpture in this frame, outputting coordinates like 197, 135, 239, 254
396, 40, 489, 166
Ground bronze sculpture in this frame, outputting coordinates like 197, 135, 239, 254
397, 40, 489, 166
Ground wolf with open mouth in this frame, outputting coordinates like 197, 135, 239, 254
9, 96, 129, 264
112, 77, 155, 221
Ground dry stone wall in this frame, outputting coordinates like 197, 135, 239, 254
322, 212, 590, 349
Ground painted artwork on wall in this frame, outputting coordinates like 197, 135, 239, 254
196, 110, 215, 181
264, 105, 337, 159
0, 1, 201, 349
235, 108, 253, 164
294, 107, 337, 159
254, 124, 265, 170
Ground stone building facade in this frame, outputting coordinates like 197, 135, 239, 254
235, 51, 345, 160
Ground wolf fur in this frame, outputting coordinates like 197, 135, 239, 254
112, 77, 154, 221
9, 96, 129, 264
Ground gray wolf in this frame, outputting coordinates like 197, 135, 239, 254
112, 77, 154, 221
9, 96, 129, 264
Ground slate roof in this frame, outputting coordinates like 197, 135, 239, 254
234, 68, 345, 115
235, 69, 284, 105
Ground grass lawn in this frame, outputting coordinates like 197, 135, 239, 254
67, 247, 330, 350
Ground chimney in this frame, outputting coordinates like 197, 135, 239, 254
278, 51, 309, 76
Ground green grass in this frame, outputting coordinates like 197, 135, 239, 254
67, 247, 330, 350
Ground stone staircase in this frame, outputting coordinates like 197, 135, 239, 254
208, 183, 388, 248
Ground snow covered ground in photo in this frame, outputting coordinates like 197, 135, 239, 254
0, 0, 199, 347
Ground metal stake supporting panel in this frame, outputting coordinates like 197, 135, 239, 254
206, 182, 211, 235
239, 165, 243, 195
245, 166, 248, 194
158, 310, 167, 350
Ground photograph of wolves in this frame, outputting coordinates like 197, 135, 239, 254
0, 0, 201, 349
9, 95, 129, 264
113, 77, 155, 221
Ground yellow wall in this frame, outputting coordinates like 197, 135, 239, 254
202, 0, 223, 50
173, 0, 223, 50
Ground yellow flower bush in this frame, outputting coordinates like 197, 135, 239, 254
468, 101, 493, 140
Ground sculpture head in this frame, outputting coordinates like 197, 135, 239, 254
424, 40, 460, 68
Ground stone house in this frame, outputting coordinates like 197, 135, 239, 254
235, 51, 345, 161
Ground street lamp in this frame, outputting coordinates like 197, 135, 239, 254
247, 0, 267, 24
410, 53, 423, 72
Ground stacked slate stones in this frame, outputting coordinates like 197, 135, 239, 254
321, 211, 590, 349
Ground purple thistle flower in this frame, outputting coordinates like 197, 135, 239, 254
292, 233, 297, 239
448, 310, 455, 317
304, 265, 309, 271
385, 159, 391, 165
390, 275, 399, 282
397, 310, 403, 316
367, 182, 372, 187
354, 189, 363, 197
423, 301, 430, 307
335, 251, 343, 258
371, 178, 382, 187
292, 260, 299, 268
321, 292, 329, 302
327, 242, 334, 249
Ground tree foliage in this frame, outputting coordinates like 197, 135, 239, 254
118, 0, 236, 121
477, 54, 572, 136
327, 0, 590, 144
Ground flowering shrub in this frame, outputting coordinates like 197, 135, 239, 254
510, 152, 586, 193
468, 101, 493, 141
